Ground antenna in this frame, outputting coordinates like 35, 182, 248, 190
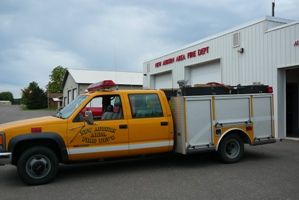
272, 0, 275, 17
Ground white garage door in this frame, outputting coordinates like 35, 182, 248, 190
189, 60, 221, 85
154, 72, 172, 89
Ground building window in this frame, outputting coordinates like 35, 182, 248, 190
72, 88, 77, 100
128, 94, 163, 118
68, 90, 71, 104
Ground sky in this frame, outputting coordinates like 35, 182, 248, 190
0, 0, 298, 98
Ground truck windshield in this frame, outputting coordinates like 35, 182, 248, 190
56, 95, 88, 119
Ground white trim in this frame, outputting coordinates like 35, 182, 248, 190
129, 140, 174, 150
67, 140, 174, 155
67, 145, 127, 155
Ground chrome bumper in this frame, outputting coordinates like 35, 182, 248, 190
0, 152, 12, 165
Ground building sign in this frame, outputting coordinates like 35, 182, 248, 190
294, 40, 299, 47
155, 46, 209, 68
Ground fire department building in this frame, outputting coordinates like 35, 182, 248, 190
143, 16, 299, 139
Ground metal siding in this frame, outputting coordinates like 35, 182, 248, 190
290, 26, 296, 63
63, 74, 77, 106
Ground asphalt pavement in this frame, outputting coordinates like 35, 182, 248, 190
0, 105, 298, 200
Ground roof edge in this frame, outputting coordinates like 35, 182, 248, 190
266, 20, 299, 33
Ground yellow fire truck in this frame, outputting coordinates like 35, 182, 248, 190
0, 80, 275, 185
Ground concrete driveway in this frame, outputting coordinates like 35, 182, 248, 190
0, 105, 298, 200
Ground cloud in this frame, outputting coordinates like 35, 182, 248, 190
0, 37, 86, 97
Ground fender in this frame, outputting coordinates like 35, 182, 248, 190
215, 128, 250, 151
8, 132, 68, 162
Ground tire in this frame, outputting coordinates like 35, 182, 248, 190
218, 134, 244, 163
17, 146, 58, 185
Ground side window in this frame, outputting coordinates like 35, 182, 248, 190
77, 95, 123, 121
81, 96, 103, 120
129, 94, 163, 118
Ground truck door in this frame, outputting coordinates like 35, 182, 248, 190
67, 94, 129, 160
127, 93, 172, 155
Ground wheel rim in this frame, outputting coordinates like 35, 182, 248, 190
225, 139, 240, 159
25, 154, 52, 179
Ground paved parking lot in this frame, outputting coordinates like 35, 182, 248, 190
0, 105, 55, 123
0, 105, 299, 200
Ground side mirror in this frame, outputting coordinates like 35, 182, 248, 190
85, 110, 94, 125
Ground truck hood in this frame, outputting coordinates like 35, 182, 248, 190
0, 116, 65, 132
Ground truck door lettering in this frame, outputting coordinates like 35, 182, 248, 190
71, 126, 117, 145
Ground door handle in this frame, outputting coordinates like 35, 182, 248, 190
160, 122, 168, 126
119, 124, 128, 129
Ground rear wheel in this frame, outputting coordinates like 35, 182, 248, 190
218, 134, 244, 163
17, 146, 58, 185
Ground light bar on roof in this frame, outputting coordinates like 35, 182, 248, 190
87, 80, 117, 92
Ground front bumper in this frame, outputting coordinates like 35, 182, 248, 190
0, 152, 12, 165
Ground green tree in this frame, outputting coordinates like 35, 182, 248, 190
21, 81, 47, 109
0, 91, 14, 103
47, 65, 67, 93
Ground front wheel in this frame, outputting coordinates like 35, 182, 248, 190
17, 146, 58, 185
218, 134, 244, 163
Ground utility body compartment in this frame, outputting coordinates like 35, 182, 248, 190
170, 93, 274, 154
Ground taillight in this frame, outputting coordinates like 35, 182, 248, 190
267, 86, 273, 93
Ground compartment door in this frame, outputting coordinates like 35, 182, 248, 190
185, 97, 212, 146
252, 95, 273, 138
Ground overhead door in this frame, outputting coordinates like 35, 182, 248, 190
189, 60, 221, 85
154, 72, 172, 89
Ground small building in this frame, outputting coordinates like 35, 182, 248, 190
62, 69, 143, 106
143, 16, 299, 139
47, 93, 62, 109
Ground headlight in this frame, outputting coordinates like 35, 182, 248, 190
0, 131, 5, 152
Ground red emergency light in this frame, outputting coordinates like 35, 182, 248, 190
87, 80, 117, 92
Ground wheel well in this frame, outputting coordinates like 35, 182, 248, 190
217, 129, 251, 151
12, 139, 62, 165
223, 130, 251, 144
